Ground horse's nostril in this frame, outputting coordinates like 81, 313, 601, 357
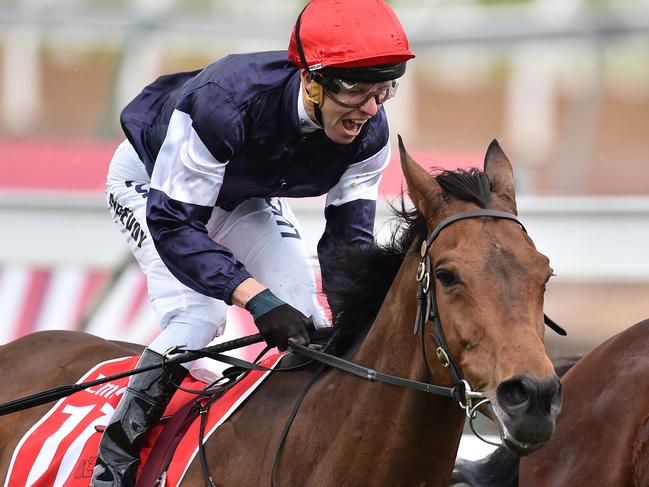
497, 378, 530, 413
497, 375, 563, 418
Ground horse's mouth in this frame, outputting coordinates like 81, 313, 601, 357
489, 403, 555, 457
502, 436, 546, 456
483, 374, 562, 456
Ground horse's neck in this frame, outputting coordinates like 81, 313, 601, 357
311, 254, 466, 485
352, 253, 452, 385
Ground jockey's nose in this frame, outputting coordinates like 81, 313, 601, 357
359, 95, 380, 116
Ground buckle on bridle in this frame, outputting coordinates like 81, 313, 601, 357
416, 262, 426, 282
456, 380, 487, 419
436, 347, 450, 368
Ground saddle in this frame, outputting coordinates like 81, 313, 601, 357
139, 334, 333, 486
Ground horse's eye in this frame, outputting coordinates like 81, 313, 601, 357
435, 269, 460, 287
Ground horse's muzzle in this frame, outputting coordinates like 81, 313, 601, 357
495, 374, 562, 455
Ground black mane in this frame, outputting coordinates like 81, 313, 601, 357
325, 168, 493, 355
437, 168, 492, 209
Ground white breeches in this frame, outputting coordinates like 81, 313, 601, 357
105, 140, 328, 371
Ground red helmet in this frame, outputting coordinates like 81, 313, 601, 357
288, 0, 415, 81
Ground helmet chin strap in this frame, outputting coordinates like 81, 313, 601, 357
303, 78, 324, 126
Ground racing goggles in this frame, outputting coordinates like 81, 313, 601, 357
321, 78, 399, 109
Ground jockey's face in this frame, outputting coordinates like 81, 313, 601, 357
302, 71, 383, 145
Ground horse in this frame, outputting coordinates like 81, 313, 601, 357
0, 138, 562, 486
451, 318, 649, 487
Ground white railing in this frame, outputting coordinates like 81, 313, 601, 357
2, 191, 649, 282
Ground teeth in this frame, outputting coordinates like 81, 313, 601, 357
343, 119, 366, 133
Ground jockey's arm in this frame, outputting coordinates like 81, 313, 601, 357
231, 277, 267, 308
317, 143, 391, 291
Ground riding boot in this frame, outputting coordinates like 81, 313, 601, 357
91, 348, 188, 486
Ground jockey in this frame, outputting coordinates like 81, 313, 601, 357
92, 0, 414, 484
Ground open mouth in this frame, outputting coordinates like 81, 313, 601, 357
341, 119, 366, 136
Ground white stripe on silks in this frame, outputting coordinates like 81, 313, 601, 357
0, 265, 30, 345
151, 109, 227, 207
83, 265, 146, 341
325, 142, 391, 207
34, 266, 86, 333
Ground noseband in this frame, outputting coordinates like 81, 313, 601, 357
414, 209, 566, 423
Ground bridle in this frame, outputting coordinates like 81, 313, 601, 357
415, 209, 525, 383
286, 208, 564, 430
275, 207, 570, 467
413, 209, 523, 426
413, 208, 566, 428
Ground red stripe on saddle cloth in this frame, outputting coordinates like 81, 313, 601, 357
5, 354, 283, 487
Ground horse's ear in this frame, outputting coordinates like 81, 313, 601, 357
398, 135, 442, 218
484, 139, 518, 215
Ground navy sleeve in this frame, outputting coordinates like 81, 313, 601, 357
317, 141, 390, 294
146, 81, 252, 305
147, 188, 252, 305
317, 199, 376, 294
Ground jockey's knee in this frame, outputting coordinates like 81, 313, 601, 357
149, 315, 223, 364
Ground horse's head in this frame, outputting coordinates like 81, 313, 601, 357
399, 137, 561, 456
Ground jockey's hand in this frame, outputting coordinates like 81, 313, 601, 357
245, 289, 311, 351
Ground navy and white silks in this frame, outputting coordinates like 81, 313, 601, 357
107, 51, 391, 372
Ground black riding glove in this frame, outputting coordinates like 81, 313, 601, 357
245, 289, 311, 351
